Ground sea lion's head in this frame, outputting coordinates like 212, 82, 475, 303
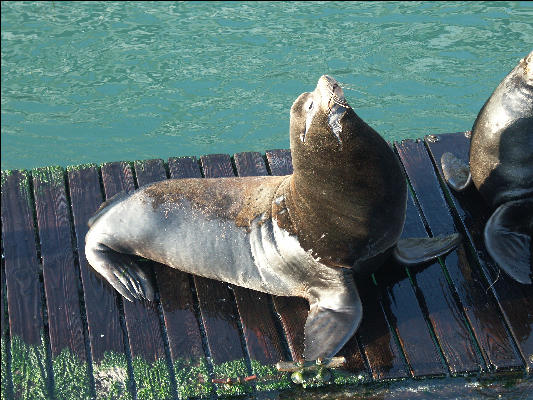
288, 75, 389, 187
290, 75, 352, 152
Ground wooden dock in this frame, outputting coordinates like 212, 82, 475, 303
1, 132, 532, 400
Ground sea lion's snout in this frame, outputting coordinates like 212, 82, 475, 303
316, 75, 350, 145
524, 50, 533, 85
317, 75, 349, 110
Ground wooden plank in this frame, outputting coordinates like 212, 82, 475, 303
376, 190, 480, 376
100, 161, 172, 400
1, 252, 14, 400
425, 132, 533, 370
374, 265, 446, 376
233, 152, 294, 391
167, 156, 202, 180
1, 170, 51, 400
234, 151, 269, 177
356, 276, 409, 380
134, 158, 212, 399
265, 149, 292, 177
1, 251, 5, 340
264, 150, 370, 379
67, 165, 132, 400
192, 153, 252, 397
32, 166, 92, 399
395, 139, 524, 372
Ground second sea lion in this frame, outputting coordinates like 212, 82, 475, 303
441, 50, 533, 284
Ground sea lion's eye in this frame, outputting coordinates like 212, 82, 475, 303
308, 101, 314, 111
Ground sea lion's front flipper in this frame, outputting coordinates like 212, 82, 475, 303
393, 233, 462, 265
484, 200, 532, 284
303, 272, 362, 361
441, 152, 472, 191
85, 242, 155, 302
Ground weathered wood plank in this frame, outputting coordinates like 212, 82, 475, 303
264, 150, 370, 379
32, 166, 92, 399
194, 153, 253, 397
355, 275, 409, 380
100, 161, 172, 400
233, 151, 294, 391
134, 158, 212, 399
1, 170, 50, 400
67, 165, 132, 399
1, 254, 5, 340
374, 262, 446, 376
377, 189, 480, 376
167, 156, 202, 180
234, 151, 269, 177
401, 191, 480, 375
1, 253, 15, 400
265, 149, 292, 177
395, 139, 523, 371
424, 132, 533, 370
200, 153, 235, 179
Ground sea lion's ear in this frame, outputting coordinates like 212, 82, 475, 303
393, 233, 462, 265
441, 152, 472, 192
303, 281, 362, 361
484, 200, 532, 284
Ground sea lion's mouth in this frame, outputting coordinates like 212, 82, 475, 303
328, 103, 348, 145
316, 76, 351, 145
524, 50, 533, 85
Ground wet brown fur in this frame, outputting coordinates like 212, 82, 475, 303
144, 175, 290, 231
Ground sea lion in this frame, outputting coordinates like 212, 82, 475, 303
85, 75, 461, 360
441, 50, 533, 284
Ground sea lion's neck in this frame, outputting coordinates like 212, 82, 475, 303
284, 122, 407, 267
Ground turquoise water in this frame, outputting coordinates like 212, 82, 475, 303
1, 1, 532, 171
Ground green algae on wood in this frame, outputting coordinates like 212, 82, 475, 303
290, 367, 366, 390
331, 370, 367, 386
250, 360, 292, 392
131, 357, 172, 400
10, 334, 50, 400
52, 347, 92, 400
66, 163, 98, 173
93, 352, 133, 400
31, 166, 64, 186
1, 170, 33, 211
1, 337, 12, 400
212, 358, 253, 397
0, 169, 14, 187
173, 358, 212, 399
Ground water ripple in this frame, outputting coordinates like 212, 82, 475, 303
2, 1, 532, 169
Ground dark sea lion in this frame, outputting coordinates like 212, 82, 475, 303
86, 75, 461, 360
441, 50, 533, 284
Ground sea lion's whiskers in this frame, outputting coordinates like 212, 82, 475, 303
335, 81, 368, 96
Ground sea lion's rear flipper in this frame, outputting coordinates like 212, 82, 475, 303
303, 274, 362, 361
85, 242, 155, 302
441, 152, 472, 191
484, 200, 533, 284
393, 233, 462, 265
